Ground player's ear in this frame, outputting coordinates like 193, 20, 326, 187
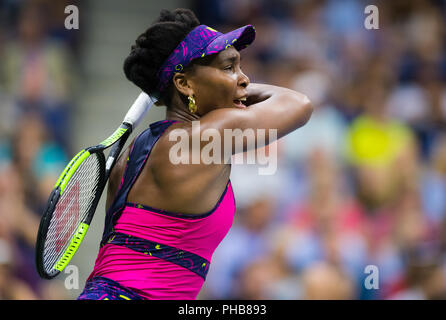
172, 72, 194, 97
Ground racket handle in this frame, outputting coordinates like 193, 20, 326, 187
123, 92, 158, 129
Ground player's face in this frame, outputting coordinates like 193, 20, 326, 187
186, 46, 250, 115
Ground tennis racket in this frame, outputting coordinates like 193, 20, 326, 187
36, 92, 156, 279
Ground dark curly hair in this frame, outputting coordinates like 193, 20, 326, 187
123, 8, 200, 107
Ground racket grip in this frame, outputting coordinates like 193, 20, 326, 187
123, 92, 158, 129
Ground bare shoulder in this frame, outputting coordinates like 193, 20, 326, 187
146, 121, 230, 206
148, 122, 213, 188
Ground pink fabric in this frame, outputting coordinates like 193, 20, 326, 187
116, 181, 234, 261
90, 244, 204, 300
89, 180, 235, 299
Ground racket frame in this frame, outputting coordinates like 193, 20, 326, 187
36, 122, 132, 279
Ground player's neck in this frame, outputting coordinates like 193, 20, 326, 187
166, 104, 201, 123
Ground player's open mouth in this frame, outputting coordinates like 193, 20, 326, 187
233, 97, 247, 108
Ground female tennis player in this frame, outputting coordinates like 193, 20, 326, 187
78, 8, 312, 300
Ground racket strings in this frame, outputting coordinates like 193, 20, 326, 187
43, 153, 103, 274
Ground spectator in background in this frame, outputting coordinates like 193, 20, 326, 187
282, 69, 348, 166
389, 247, 446, 299
421, 135, 446, 226
0, 124, 68, 299
0, 248, 38, 299
301, 261, 355, 300
235, 257, 287, 300
278, 149, 368, 297
0, 0, 81, 300
1, 1, 75, 150
0, 164, 40, 298
4, 113, 67, 212
201, 194, 278, 299
345, 83, 416, 211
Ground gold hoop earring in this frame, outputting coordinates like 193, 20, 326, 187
188, 95, 197, 114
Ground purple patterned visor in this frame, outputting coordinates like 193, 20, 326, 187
156, 24, 256, 93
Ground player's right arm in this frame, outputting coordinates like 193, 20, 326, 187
197, 83, 313, 155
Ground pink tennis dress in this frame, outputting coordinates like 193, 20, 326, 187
78, 119, 236, 300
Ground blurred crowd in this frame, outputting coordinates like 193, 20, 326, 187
1, 0, 446, 300
194, 0, 446, 300
0, 0, 80, 299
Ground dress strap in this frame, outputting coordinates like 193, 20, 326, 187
100, 120, 180, 244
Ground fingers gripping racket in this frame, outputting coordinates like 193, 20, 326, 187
36, 92, 156, 279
